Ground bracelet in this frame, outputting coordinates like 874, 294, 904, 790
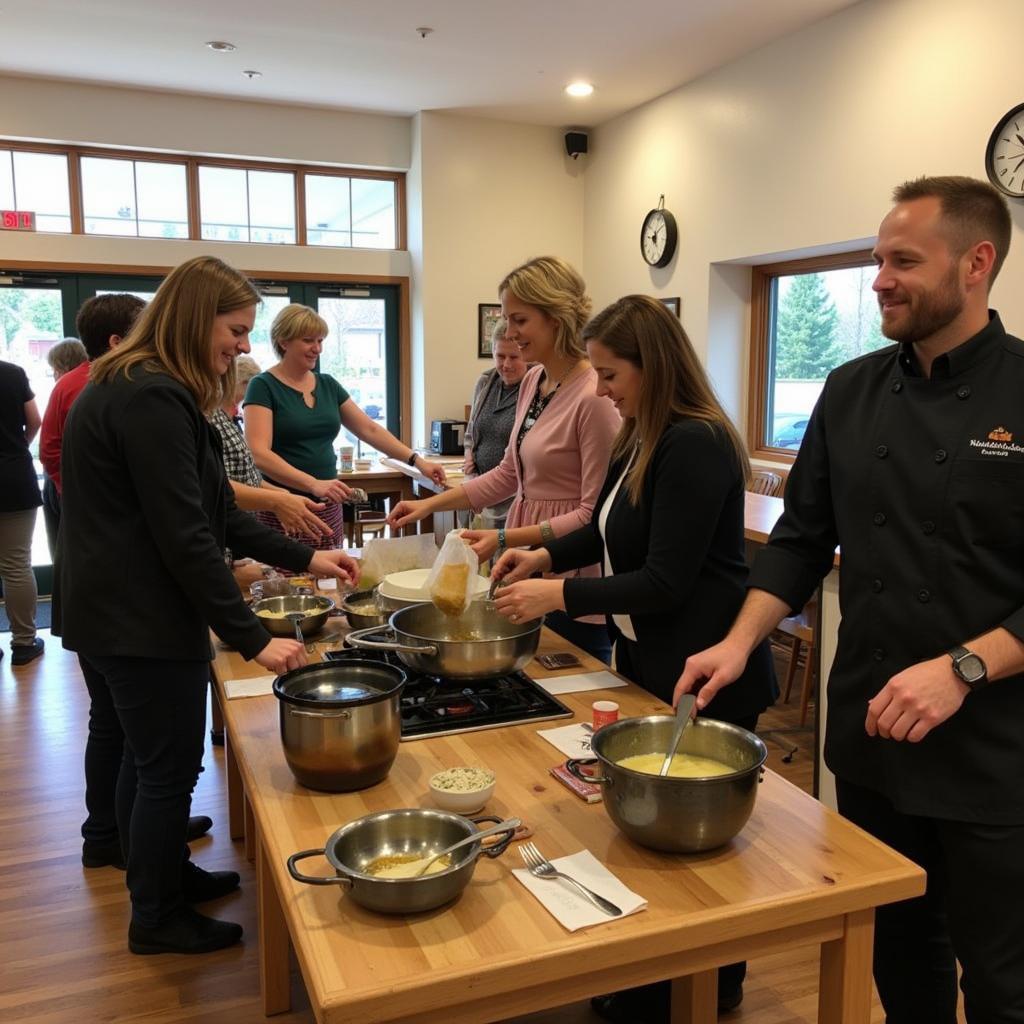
497, 527, 507, 551
407, 451, 419, 466
539, 520, 555, 543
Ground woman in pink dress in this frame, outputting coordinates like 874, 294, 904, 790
388, 256, 620, 662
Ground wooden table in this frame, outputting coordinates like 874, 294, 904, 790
211, 627, 923, 1024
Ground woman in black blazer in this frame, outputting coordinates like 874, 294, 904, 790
491, 294, 776, 1018
56, 256, 359, 956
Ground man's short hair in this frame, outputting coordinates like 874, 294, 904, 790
893, 175, 1012, 283
75, 293, 147, 361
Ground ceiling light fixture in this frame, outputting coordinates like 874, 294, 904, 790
565, 81, 594, 98
242, 70, 262, 79
205, 40, 236, 52
415, 27, 434, 39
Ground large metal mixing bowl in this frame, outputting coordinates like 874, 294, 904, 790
568, 716, 767, 853
252, 594, 335, 637
346, 602, 541, 679
286, 809, 516, 913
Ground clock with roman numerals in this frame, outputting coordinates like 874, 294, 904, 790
985, 102, 1024, 198
640, 195, 678, 268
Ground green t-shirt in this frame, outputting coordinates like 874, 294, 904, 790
244, 371, 350, 482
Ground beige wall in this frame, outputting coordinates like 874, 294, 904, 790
582, 0, 1024, 431
409, 111, 584, 445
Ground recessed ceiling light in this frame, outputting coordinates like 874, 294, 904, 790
565, 81, 594, 98
242, 70, 262, 79
205, 40, 237, 52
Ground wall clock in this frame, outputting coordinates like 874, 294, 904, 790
985, 102, 1024, 198
640, 195, 678, 268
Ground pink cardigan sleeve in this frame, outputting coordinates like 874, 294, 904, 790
545, 389, 621, 536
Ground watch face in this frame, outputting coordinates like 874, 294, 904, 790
986, 103, 1024, 198
958, 653, 986, 684
640, 208, 678, 268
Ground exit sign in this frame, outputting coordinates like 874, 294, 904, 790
1, 210, 36, 231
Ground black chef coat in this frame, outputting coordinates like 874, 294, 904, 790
749, 311, 1024, 824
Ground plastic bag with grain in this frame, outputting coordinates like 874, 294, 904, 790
426, 530, 479, 617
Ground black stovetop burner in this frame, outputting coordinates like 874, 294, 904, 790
325, 640, 573, 740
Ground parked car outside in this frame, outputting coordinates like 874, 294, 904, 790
772, 413, 810, 449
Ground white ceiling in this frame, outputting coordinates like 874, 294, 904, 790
1, 0, 862, 126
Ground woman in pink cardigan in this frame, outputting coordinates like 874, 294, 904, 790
388, 256, 620, 662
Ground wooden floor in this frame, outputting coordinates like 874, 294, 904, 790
1, 630, 895, 1024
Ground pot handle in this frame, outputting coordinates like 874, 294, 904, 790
289, 708, 352, 719
470, 815, 519, 858
566, 758, 609, 786
286, 848, 353, 888
345, 626, 439, 656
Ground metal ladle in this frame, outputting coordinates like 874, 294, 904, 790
660, 693, 696, 777
286, 611, 313, 652
402, 817, 522, 877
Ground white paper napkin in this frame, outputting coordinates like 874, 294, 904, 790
223, 675, 276, 699
512, 849, 647, 931
537, 722, 595, 759
535, 671, 627, 695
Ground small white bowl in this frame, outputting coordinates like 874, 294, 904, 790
428, 767, 496, 814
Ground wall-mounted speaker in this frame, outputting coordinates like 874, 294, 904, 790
564, 131, 589, 159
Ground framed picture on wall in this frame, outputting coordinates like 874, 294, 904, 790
661, 296, 681, 317
478, 303, 503, 357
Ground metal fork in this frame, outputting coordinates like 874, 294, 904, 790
519, 842, 623, 917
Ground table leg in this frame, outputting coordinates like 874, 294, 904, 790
224, 728, 244, 841
257, 832, 291, 1015
244, 795, 256, 863
818, 908, 874, 1023
669, 971, 717, 1024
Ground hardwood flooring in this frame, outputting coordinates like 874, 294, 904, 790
0, 632, 929, 1023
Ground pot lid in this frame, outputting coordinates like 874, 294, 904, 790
274, 661, 405, 708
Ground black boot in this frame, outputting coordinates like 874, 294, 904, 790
182, 861, 240, 903
128, 907, 242, 955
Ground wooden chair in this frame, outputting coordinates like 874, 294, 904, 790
748, 470, 785, 497
775, 598, 817, 726
353, 506, 388, 547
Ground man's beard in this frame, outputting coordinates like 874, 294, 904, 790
880, 265, 964, 344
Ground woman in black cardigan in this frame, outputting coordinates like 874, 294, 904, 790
56, 256, 359, 956
491, 294, 776, 1017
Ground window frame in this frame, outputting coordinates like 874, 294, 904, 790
747, 249, 876, 463
0, 140, 406, 250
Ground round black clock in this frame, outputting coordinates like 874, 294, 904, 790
985, 102, 1024, 198
640, 197, 678, 268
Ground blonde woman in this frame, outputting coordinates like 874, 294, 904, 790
389, 256, 620, 662
244, 303, 446, 548
57, 256, 359, 956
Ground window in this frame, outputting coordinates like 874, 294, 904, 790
0, 149, 71, 232
749, 252, 881, 458
81, 156, 188, 238
199, 165, 296, 244
306, 174, 396, 249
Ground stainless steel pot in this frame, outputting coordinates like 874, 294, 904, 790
346, 602, 541, 679
253, 594, 335, 638
273, 657, 406, 792
341, 589, 389, 630
568, 716, 767, 853
286, 809, 517, 913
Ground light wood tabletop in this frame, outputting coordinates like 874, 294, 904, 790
210, 625, 923, 1024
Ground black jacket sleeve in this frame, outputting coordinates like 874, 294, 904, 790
560, 423, 740, 617
120, 386, 281, 659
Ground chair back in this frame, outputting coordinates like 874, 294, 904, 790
748, 470, 784, 497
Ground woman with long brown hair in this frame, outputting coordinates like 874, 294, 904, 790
489, 295, 776, 1016
56, 256, 359, 956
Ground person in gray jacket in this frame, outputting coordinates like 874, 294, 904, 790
463, 317, 530, 527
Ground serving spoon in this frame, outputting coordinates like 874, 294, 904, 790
659, 693, 696, 777
382, 817, 522, 878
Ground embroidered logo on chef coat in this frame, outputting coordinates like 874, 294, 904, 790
969, 426, 1023, 457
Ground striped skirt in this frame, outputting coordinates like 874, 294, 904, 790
254, 498, 344, 552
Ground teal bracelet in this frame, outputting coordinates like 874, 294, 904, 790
497, 527, 507, 551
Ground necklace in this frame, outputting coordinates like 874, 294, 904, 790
540, 359, 582, 397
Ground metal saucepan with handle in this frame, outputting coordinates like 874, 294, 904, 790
286, 809, 519, 913
346, 602, 541, 679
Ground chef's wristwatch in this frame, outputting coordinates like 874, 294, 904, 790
948, 646, 988, 690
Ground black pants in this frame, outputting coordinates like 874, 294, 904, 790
545, 610, 612, 665
615, 636, 756, 1000
80, 654, 208, 928
836, 777, 1024, 1024
78, 654, 128, 847
42, 475, 61, 563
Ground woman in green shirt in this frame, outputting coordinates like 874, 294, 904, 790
244, 304, 445, 547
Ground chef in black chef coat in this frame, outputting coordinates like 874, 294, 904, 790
675, 176, 1024, 1024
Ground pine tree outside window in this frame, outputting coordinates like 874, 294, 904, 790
748, 252, 883, 460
